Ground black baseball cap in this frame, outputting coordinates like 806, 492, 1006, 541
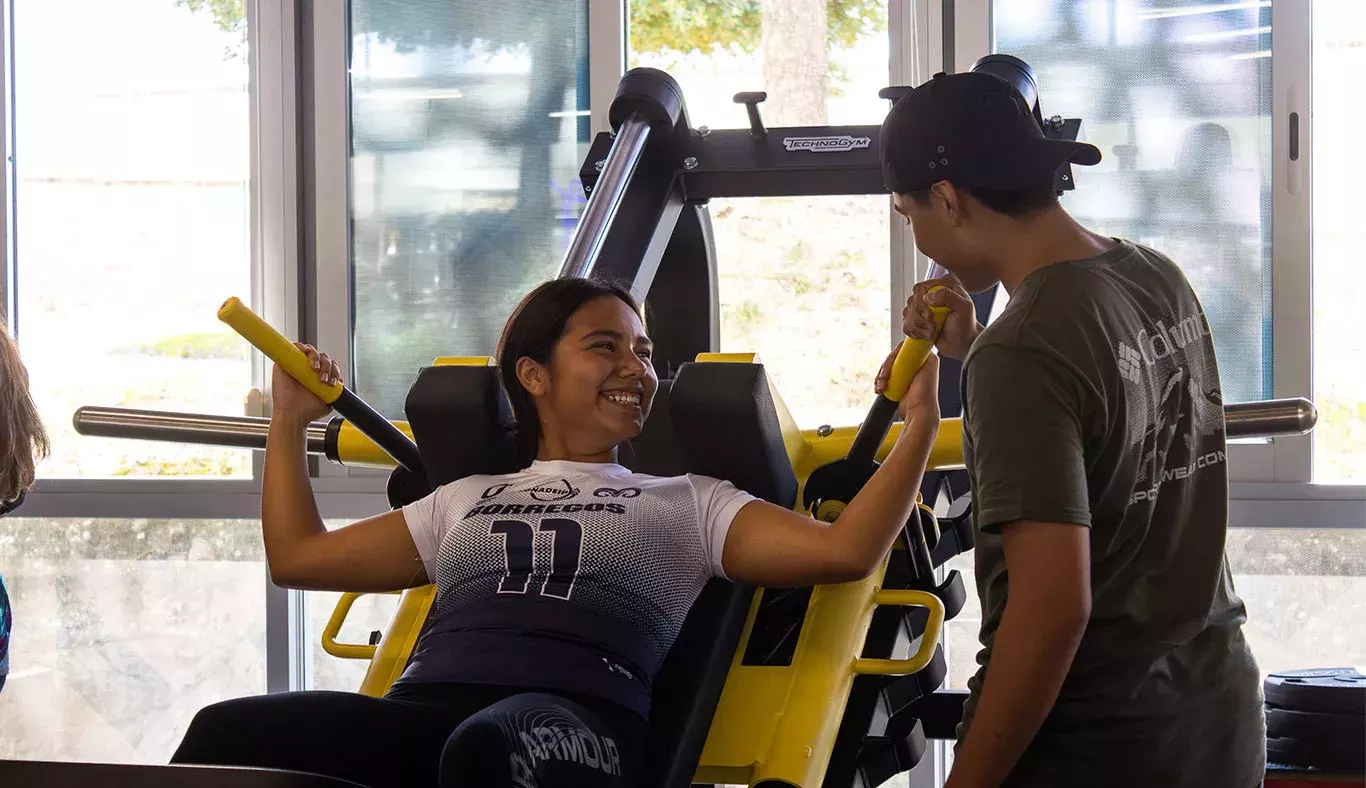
880, 71, 1101, 194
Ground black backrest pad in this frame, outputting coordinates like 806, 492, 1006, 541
640, 361, 797, 787
667, 361, 799, 509
405, 365, 519, 488
620, 380, 687, 477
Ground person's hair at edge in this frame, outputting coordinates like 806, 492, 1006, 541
0, 317, 49, 504
906, 180, 1059, 221
495, 277, 645, 467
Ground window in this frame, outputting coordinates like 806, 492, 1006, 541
348, 0, 592, 420
1311, 2, 1366, 483
627, 1, 895, 428
307, 519, 402, 692
940, 551, 981, 691
0, 518, 265, 762
307, 589, 401, 692
11, 0, 254, 479
1229, 528, 1366, 672
944, 528, 1366, 693
992, 0, 1274, 407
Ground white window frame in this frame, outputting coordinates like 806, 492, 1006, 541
891, 0, 947, 351
7, 0, 292, 520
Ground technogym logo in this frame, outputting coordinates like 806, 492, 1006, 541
782, 135, 872, 153
1116, 311, 1210, 384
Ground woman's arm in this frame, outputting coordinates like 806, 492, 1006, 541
261, 345, 429, 593
720, 351, 941, 588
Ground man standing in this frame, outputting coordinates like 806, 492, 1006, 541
874, 71, 1264, 788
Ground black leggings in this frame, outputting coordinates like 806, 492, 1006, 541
171, 682, 646, 788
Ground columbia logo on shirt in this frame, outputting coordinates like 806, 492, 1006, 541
1116, 310, 1212, 387
1117, 342, 1143, 385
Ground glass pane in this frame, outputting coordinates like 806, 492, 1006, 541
1311, 2, 1366, 483
711, 196, 892, 428
941, 550, 981, 691
994, 1, 1273, 405
1227, 529, 1366, 674
627, 3, 893, 428
350, 0, 592, 419
943, 528, 1366, 692
0, 518, 266, 762
628, 0, 890, 128
306, 590, 401, 692
13, 0, 254, 478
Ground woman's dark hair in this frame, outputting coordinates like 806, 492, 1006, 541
496, 278, 644, 467
0, 317, 48, 508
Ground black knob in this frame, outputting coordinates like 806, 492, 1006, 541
733, 91, 768, 140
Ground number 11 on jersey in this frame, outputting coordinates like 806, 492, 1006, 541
490, 518, 584, 600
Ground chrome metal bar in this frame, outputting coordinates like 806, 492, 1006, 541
73, 397, 1316, 468
73, 406, 329, 455
1225, 397, 1317, 439
557, 113, 652, 279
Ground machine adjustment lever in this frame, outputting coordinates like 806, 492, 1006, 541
732, 91, 768, 140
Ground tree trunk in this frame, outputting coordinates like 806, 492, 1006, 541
761, 0, 829, 126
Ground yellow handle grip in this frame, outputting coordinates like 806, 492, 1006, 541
884, 288, 951, 403
218, 297, 344, 405
320, 592, 380, 661
852, 589, 945, 676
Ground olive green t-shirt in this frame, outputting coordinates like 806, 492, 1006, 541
956, 239, 1265, 788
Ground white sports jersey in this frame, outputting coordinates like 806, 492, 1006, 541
396, 459, 756, 716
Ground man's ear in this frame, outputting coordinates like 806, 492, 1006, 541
932, 181, 965, 226
515, 357, 549, 397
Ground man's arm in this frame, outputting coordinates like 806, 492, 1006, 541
944, 519, 1091, 788
947, 342, 1094, 787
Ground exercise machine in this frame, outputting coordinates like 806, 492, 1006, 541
10, 55, 1322, 787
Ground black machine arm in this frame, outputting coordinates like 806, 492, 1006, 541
558, 68, 692, 290
578, 55, 1086, 205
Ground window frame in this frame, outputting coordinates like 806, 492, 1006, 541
5, 0, 298, 514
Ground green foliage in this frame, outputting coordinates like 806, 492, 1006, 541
630, 0, 885, 55
724, 300, 763, 335
113, 453, 248, 477
176, 0, 885, 58
140, 332, 244, 360
175, 0, 248, 60
1314, 392, 1366, 483
175, 0, 245, 36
